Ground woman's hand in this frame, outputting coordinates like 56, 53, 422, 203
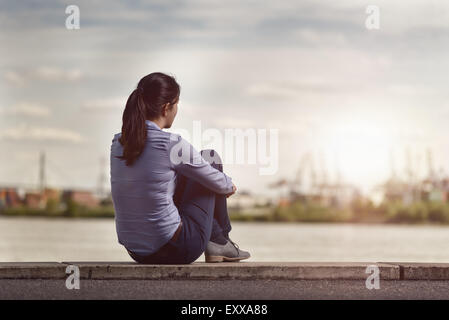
226, 183, 237, 198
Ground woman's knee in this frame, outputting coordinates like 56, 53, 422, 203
200, 149, 223, 172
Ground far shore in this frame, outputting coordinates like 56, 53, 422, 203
3, 200, 449, 226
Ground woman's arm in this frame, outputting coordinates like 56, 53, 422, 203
168, 134, 234, 194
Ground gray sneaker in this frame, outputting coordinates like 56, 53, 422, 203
205, 238, 251, 262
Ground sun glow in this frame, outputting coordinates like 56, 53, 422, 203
316, 112, 400, 192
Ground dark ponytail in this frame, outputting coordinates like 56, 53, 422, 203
118, 72, 180, 166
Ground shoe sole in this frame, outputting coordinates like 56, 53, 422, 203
205, 255, 250, 263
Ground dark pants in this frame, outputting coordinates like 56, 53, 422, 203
127, 149, 232, 264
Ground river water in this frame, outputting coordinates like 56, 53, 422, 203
1, 216, 449, 262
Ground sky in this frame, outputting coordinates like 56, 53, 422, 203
1, 0, 449, 198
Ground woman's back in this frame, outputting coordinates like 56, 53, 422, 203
111, 119, 233, 256
110, 120, 181, 256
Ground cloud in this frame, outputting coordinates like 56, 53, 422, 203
246, 79, 342, 100
81, 97, 126, 111
386, 84, 436, 96
4, 71, 26, 86
34, 67, 83, 81
0, 103, 51, 117
0, 124, 83, 143
4, 67, 83, 87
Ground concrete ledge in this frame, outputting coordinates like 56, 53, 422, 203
0, 262, 68, 280
396, 263, 449, 280
5, 262, 449, 281
0, 262, 400, 280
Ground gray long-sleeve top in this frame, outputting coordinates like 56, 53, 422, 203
110, 120, 233, 255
